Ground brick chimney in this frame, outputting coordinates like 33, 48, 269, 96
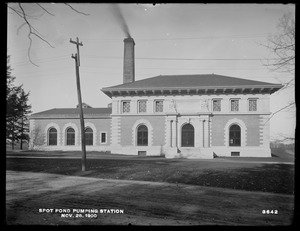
123, 37, 135, 84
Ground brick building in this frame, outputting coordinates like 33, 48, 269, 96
29, 38, 283, 158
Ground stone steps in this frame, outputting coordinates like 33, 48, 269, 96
178, 148, 214, 159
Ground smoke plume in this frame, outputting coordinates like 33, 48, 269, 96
110, 4, 131, 38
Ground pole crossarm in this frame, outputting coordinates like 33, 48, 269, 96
70, 37, 83, 66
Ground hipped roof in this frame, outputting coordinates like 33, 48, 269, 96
101, 74, 283, 97
30, 108, 112, 119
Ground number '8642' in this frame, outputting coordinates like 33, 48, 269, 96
262, 210, 278, 214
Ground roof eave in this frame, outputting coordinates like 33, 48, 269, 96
102, 84, 283, 97
30, 114, 112, 119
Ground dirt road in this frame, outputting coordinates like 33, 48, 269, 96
6, 170, 294, 226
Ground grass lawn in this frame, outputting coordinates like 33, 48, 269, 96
6, 152, 294, 195
6, 170, 294, 225
6, 151, 295, 225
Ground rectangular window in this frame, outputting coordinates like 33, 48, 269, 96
122, 101, 130, 113
155, 100, 163, 112
231, 152, 240, 157
213, 99, 221, 112
138, 100, 147, 113
101, 132, 107, 144
138, 151, 147, 156
249, 99, 257, 111
230, 99, 239, 111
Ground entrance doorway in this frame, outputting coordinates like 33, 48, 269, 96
181, 123, 194, 147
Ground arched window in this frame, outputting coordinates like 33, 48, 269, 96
229, 124, 241, 146
48, 128, 57, 146
137, 125, 148, 146
181, 124, 194, 147
66, 128, 75, 145
85, 127, 93, 146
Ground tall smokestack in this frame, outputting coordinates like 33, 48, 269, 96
123, 37, 135, 84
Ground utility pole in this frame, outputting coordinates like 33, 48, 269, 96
70, 37, 86, 171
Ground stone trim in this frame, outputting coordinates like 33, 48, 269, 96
165, 116, 176, 148
111, 117, 121, 146
209, 118, 212, 147
62, 123, 79, 146
99, 131, 108, 144
132, 119, 153, 146
224, 118, 247, 147
178, 119, 196, 148
84, 122, 97, 146
45, 123, 61, 146
259, 115, 270, 147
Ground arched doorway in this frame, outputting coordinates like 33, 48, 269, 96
181, 123, 194, 147
137, 124, 148, 146
229, 124, 241, 146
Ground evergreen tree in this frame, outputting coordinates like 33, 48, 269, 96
6, 56, 31, 150
17, 89, 32, 149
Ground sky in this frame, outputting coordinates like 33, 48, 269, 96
7, 3, 295, 141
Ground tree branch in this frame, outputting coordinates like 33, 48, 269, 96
18, 3, 54, 67
8, 6, 38, 19
261, 13, 295, 76
64, 3, 90, 16
17, 22, 26, 35
9, 3, 89, 66
277, 78, 295, 92
8, 6, 24, 18
36, 3, 55, 16
264, 101, 295, 125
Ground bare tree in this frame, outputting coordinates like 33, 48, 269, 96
29, 126, 45, 150
8, 3, 89, 67
265, 13, 295, 74
262, 12, 295, 136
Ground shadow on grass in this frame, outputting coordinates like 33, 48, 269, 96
6, 158, 294, 195
170, 164, 294, 195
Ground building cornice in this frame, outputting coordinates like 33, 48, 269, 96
102, 85, 283, 98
